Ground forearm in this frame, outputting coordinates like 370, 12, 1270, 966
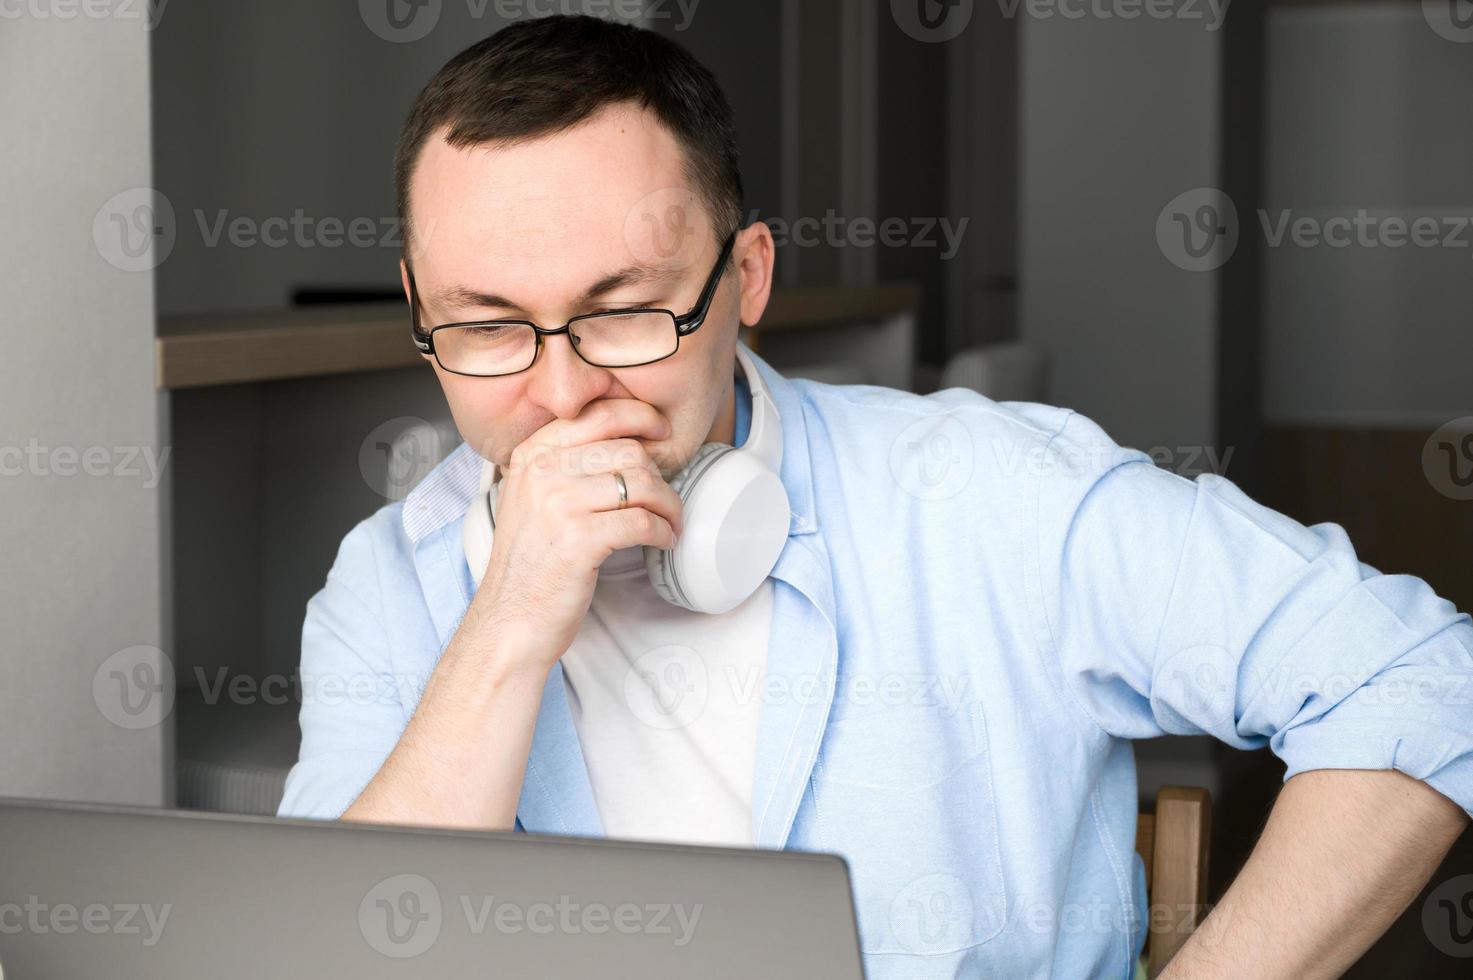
342, 610, 554, 832
1160, 768, 1468, 979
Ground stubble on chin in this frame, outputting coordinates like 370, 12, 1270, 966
647, 436, 708, 483
646, 441, 680, 482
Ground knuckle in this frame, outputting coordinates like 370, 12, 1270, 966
612, 437, 646, 465
624, 466, 655, 493
581, 442, 612, 471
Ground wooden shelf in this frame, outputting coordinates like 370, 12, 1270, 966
156, 283, 921, 390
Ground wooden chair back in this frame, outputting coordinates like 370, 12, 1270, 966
1134, 786, 1212, 977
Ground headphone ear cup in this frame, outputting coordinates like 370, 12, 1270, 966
667, 442, 732, 498
644, 442, 735, 611
643, 543, 680, 608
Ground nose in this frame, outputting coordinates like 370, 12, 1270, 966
523, 329, 615, 420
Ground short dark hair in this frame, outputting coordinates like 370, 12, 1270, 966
394, 14, 744, 258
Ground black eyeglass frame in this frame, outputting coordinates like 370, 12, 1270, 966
405, 230, 738, 378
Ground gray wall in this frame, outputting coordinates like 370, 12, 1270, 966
152, 2, 640, 315
945, 7, 1020, 357
876, 0, 955, 367
0, 14, 169, 805
1018, 16, 1224, 455
652, 0, 783, 223
169, 370, 456, 690
1262, 6, 1473, 427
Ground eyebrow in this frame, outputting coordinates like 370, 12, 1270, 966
427, 263, 688, 317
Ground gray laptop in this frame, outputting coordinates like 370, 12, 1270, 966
0, 797, 864, 979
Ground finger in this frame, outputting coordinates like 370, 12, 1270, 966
515, 399, 671, 462
573, 466, 685, 535
590, 505, 678, 554
557, 438, 660, 479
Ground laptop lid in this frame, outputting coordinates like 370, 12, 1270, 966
0, 797, 865, 979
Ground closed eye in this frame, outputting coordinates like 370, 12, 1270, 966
460, 323, 523, 338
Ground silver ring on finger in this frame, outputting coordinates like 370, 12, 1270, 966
614, 471, 629, 510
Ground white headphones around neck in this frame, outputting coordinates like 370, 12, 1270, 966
462, 343, 791, 614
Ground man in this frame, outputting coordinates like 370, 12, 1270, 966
278, 14, 1472, 978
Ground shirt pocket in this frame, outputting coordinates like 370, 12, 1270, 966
809, 699, 1006, 955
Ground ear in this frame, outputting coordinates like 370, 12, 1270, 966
734, 221, 776, 328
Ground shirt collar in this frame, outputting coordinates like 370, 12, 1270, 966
400, 340, 818, 545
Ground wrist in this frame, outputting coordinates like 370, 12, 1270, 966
457, 599, 556, 679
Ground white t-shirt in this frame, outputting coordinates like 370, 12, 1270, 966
558, 542, 773, 847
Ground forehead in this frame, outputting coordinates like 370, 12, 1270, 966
407, 102, 708, 285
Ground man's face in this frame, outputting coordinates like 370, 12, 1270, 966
401, 101, 773, 480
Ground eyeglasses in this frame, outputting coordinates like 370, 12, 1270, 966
406, 231, 737, 378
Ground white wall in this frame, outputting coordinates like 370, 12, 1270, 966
0, 13, 169, 805
1262, 6, 1473, 427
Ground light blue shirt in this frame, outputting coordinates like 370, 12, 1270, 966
280, 342, 1473, 978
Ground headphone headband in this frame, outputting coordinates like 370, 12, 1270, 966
733, 341, 783, 471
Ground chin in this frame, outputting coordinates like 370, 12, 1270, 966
650, 442, 695, 482
651, 450, 680, 482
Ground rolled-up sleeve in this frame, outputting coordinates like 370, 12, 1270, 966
277, 519, 410, 820
1035, 411, 1473, 815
